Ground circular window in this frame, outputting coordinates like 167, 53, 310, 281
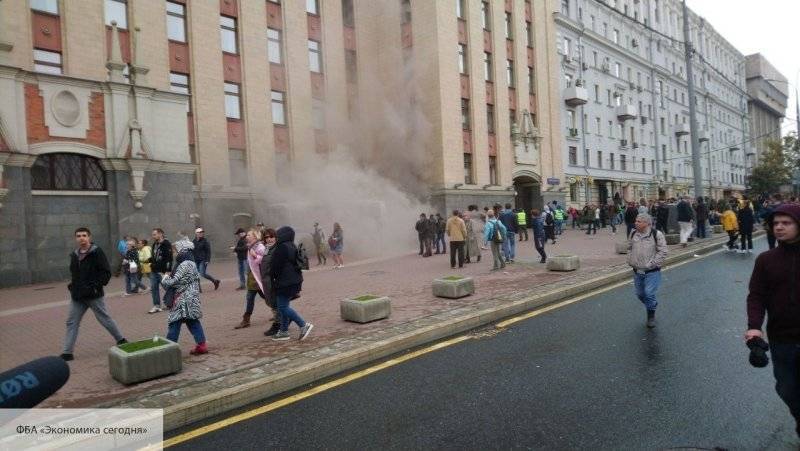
51, 90, 81, 127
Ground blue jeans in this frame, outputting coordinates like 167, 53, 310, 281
503, 232, 516, 260
436, 233, 446, 253
149, 272, 163, 306
197, 261, 217, 283
770, 343, 800, 425
555, 220, 563, 235
633, 270, 661, 311
245, 289, 266, 315
277, 293, 306, 332
124, 272, 139, 294
237, 258, 247, 288
167, 319, 206, 345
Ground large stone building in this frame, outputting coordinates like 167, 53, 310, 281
0, 0, 563, 286
554, 0, 750, 206
745, 53, 788, 167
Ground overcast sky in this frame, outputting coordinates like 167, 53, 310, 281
686, 0, 799, 134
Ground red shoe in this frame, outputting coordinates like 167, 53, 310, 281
190, 342, 208, 355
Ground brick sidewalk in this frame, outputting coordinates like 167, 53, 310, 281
0, 226, 714, 408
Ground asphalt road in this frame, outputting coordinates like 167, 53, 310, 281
170, 236, 798, 450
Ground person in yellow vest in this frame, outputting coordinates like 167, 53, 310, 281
554, 206, 566, 236
136, 238, 152, 292
516, 209, 528, 241
720, 204, 739, 252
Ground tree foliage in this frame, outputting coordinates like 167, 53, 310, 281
747, 136, 794, 195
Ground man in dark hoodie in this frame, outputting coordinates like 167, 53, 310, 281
61, 227, 127, 361
148, 228, 173, 313
415, 213, 428, 256
270, 226, 314, 341
694, 197, 708, 239
746, 203, 800, 437
193, 227, 221, 291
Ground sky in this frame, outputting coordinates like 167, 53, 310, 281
686, 0, 800, 134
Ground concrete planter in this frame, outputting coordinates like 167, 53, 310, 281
340, 295, 391, 323
614, 242, 629, 254
432, 276, 475, 299
713, 225, 723, 234
109, 338, 182, 385
665, 234, 680, 245
546, 255, 580, 272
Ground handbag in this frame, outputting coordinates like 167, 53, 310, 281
129, 261, 138, 273
163, 286, 177, 309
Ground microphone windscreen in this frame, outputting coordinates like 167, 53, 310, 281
0, 356, 70, 408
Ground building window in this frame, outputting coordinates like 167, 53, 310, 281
456, 0, 465, 19
342, 0, 354, 27
229, 149, 248, 186
32, 154, 106, 191
489, 156, 497, 185
570, 182, 578, 201
308, 40, 322, 73
484, 52, 493, 81
271, 91, 286, 125
563, 37, 571, 56
595, 117, 600, 134
481, 1, 490, 30
105, 0, 127, 28
504, 12, 513, 39
594, 84, 599, 102
345, 50, 357, 83
458, 44, 468, 75
268, 28, 283, 64
306, 0, 319, 15
642, 158, 646, 173
224, 83, 241, 119
528, 66, 534, 94
461, 98, 470, 130
169, 72, 190, 111
509, 108, 516, 128
487, 104, 495, 134
166, 1, 186, 42
569, 146, 577, 165
566, 110, 575, 130
561, 0, 569, 16
614, 62, 620, 78
610, 153, 615, 170
33, 49, 62, 74
597, 151, 603, 168
464, 153, 473, 184
506, 60, 514, 86
401, 0, 411, 24
220, 16, 238, 54
613, 28, 619, 44
312, 99, 326, 130
620, 154, 626, 171
30, 0, 58, 14
526, 21, 533, 47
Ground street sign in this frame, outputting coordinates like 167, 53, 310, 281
546, 177, 560, 185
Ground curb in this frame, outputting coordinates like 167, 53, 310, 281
142, 232, 761, 431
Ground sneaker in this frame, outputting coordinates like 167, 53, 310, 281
721, 245, 729, 251
60, 353, 74, 361
116, 338, 128, 346
190, 343, 208, 355
263, 322, 281, 337
123, 292, 133, 297
272, 330, 291, 341
299, 323, 314, 341
148, 306, 162, 314
213, 279, 221, 290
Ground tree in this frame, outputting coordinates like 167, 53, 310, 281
747, 138, 793, 195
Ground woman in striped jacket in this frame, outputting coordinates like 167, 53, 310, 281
162, 238, 208, 355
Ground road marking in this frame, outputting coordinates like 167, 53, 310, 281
160, 335, 473, 448
155, 243, 731, 448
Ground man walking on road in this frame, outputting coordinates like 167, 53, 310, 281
484, 210, 507, 270
61, 227, 127, 361
446, 210, 467, 269
499, 203, 518, 262
627, 213, 668, 328
193, 227, 221, 291
232, 228, 248, 289
415, 214, 429, 256
676, 196, 694, 247
149, 228, 172, 313
694, 197, 709, 239
746, 204, 800, 438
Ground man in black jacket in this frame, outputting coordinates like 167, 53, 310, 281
148, 228, 173, 313
61, 228, 127, 361
193, 227, 220, 291
676, 196, 694, 247
270, 226, 313, 342
694, 197, 709, 239
415, 214, 428, 256
232, 228, 248, 290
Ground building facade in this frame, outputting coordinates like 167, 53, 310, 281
0, 0, 563, 286
555, 0, 750, 206
745, 53, 788, 167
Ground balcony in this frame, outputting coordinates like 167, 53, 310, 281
615, 104, 637, 121
675, 123, 690, 136
620, 139, 628, 148
567, 128, 579, 138
698, 130, 710, 142
563, 86, 588, 106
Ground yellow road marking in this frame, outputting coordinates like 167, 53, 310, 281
157, 245, 724, 448
161, 335, 472, 448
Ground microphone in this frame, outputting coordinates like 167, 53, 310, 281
0, 357, 70, 408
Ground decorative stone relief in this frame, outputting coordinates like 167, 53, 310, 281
39, 83, 92, 139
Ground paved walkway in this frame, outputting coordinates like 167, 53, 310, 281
0, 226, 725, 408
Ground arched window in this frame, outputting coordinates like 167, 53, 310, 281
31, 153, 106, 191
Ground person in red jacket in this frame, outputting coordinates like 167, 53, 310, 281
746, 203, 800, 437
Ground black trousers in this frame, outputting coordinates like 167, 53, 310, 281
740, 231, 753, 250
450, 241, 465, 268
726, 231, 739, 249
534, 237, 547, 262
696, 221, 707, 238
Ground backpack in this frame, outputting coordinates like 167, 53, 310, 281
545, 212, 554, 226
491, 222, 504, 244
629, 229, 657, 244
295, 243, 310, 271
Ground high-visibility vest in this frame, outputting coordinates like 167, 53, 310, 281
516, 211, 527, 226
554, 209, 565, 220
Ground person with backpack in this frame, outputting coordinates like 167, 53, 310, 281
627, 213, 668, 328
483, 210, 507, 270
531, 208, 547, 263
329, 222, 344, 268
542, 206, 557, 244
270, 226, 313, 341
499, 203, 518, 263
162, 238, 208, 355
